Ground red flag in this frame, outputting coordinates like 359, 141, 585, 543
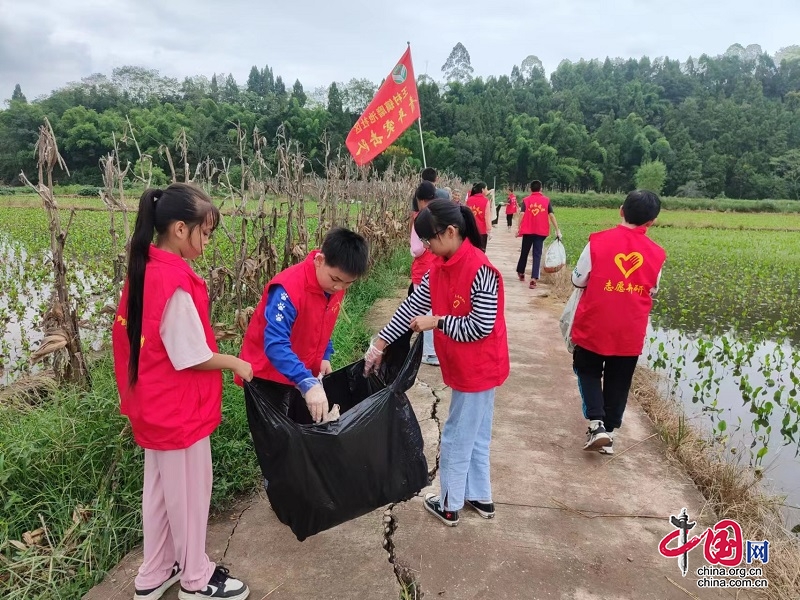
346, 47, 419, 166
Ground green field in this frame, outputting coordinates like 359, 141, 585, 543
2, 198, 800, 597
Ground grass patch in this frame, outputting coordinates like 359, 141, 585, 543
632, 369, 800, 600
0, 247, 412, 600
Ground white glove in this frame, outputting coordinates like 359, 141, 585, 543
304, 384, 329, 423
556, 230, 563, 241
363, 336, 385, 377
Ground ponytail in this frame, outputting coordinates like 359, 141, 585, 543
414, 199, 483, 251
458, 205, 483, 250
126, 188, 160, 386
471, 181, 487, 196
124, 183, 219, 386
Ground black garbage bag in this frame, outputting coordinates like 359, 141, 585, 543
244, 331, 427, 541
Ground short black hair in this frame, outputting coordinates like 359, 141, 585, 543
421, 167, 437, 182
622, 190, 661, 226
320, 227, 369, 277
530, 180, 542, 192
416, 181, 436, 201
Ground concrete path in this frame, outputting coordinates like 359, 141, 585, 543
86, 230, 748, 600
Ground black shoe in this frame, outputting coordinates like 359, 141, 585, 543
178, 566, 249, 600
465, 499, 496, 519
423, 494, 459, 527
134, 562, 181, 600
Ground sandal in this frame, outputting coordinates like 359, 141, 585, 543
517, 273, 525, 282
529, 280, 537, 289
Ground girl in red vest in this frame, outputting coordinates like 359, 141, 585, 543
112, 183, 253, 600
465, 182, 493, 251
410, 181, 440, 366
516, 180, 562, 289
505, 187, 518, 230
570, 190, 666, 455
364, 199, 510, 527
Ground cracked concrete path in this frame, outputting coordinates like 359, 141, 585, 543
85, 231, 750, 600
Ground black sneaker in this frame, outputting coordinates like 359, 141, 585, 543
583, 420, 611, 451
465, 499, 496, 519
423, 494, 459, 527
178, 566, 249, 600
134, 562, 181, 600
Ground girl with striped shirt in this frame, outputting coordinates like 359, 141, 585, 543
364, 199, 510, 527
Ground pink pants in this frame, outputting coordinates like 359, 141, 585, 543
134, 436, 216, 592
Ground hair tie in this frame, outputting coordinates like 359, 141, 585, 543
153, 189, 163, 203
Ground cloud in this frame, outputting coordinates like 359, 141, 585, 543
1, 0, 799, 102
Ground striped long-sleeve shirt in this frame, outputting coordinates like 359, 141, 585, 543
379, 266, 499, 344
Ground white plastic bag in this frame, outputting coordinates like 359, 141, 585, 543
559, 287, 583, 353
544, 239, 566, 273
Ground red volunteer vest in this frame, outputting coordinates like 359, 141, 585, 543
411, 212, 437, 286
518, 192, 551, 236
571, 226, 666, 356
112, 245, 222, 451
505, 195, 518, 214
429, 239, 510, 392
466, 194, 490, 234
239, 251, 344, 384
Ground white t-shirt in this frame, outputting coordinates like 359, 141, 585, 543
572, 242, 662, 295
159, 288, 214, 370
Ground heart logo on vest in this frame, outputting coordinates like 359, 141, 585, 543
529, 203, 543, 216
614, 252, 644, 279
452, 293, 466, 309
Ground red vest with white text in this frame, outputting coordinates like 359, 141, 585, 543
429, 239, 509, 392
518, 192, 551, 236
112, 245, 222, 451
466, 194, 490, 234
571, 226, 666, 356
239, 252, 344, 384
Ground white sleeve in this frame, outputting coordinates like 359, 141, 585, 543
571, 243, 592, 288
160, 288, 214, 371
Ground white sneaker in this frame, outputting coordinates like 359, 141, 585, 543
599, 432, 615, 455
421, 355, 440, 366
134, 563, 181, 600
583, 420, 611, 451
178, 566, 249, 600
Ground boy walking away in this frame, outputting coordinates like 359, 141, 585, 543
505, 188, 518, 230
516, 180, 561, 289
239, 228, 369, 426
570, 190, 666, 454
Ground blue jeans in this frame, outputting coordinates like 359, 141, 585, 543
439, 388, 495, 511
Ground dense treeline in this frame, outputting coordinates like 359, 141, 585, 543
2, 43, 800, 199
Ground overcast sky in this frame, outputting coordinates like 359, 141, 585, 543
1, 0, 799, 103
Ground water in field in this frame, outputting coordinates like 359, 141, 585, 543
0, 236, 111, 385
644, 327, 800, 532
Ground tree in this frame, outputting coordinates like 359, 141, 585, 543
770, 149, 800, 199
222, 74, 240, 103
519, 55, 544, 80
210, 74, 219, 101
11, 84, 26, 103
635, 160, 667, 194
442, 43, 474, 84
246, 66, 263, 96
292, 79, 307, 107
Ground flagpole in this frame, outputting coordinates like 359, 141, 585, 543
417, 117, 427, 168
408, 41, 427, 168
